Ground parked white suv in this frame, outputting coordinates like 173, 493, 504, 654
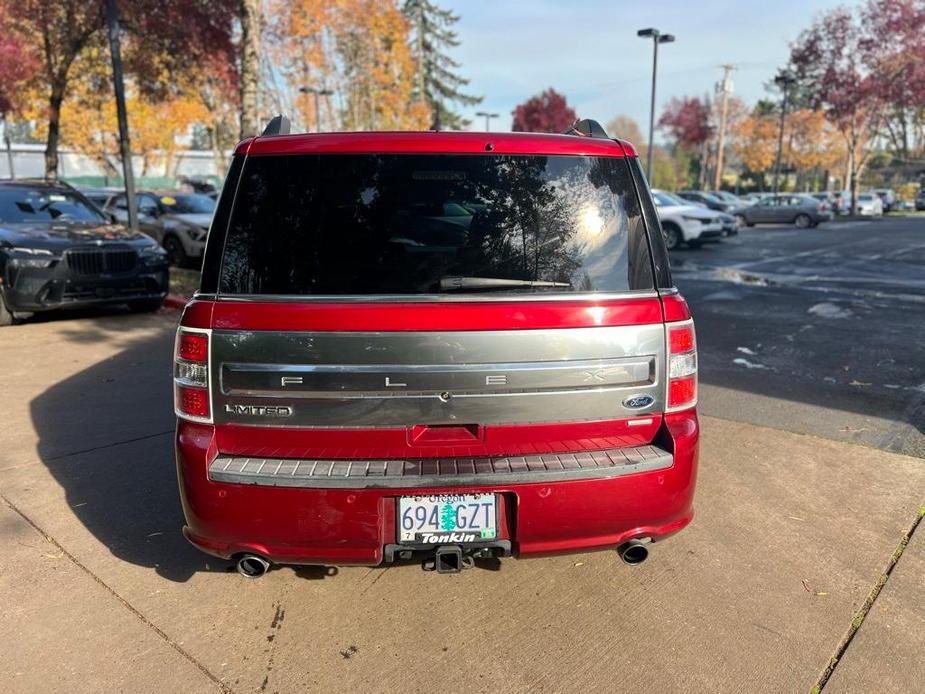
651, 190, 725, 250
858, 192, 884, 217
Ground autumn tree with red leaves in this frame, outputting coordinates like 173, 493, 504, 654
657, 96, 713, 187
790, 5, 885, 212
511, 88, 577, 133
658, 96, 712, 149
0, 33, 39, 116
0, 0, 237, 178
859, 0, 925, 159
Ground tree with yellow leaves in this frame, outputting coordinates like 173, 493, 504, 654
733, 112, 779, 175
786, 109, 844, 178
268, 0, 430, 132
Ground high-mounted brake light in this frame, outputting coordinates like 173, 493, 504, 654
174, 328, 212, 421
667, 322, 697, 411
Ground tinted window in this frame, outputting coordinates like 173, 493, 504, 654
0, 187, 106, 224
219, 154, 654, 296
138, 195, 159, 214
161, 193, 215, 214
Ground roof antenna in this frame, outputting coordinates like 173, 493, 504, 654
563, 119, 609, 139
261, 114, 291, 137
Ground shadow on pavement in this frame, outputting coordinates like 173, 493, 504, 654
24, 314, 272, 583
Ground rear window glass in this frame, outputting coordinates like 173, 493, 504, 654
219, 154, 654, 296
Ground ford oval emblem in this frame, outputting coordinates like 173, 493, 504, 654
623, 394, 654, 409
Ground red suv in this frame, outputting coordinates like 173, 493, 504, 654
174, 118, 699, 577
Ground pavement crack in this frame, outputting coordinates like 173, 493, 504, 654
361, 566, 389, 594
42, 429, 175, 462
811, 500, 925, 693
0, 492, 233, 694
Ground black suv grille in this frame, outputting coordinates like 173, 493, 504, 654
65, 247, 138, 276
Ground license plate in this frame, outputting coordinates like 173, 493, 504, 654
397, 493, 498, 544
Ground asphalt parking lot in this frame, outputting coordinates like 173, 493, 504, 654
678, 216, 925, 458
1, 216, 923, 693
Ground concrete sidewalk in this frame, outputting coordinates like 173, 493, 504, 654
1, 313, 923, 693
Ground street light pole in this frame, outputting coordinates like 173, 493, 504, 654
772, 70, 795, 195
475, 111, 499, 131
637, 28, 675, 180
105, 0, 138, 231
299, 86, 334, 132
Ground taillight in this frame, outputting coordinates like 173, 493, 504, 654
667, 322, 697, 411
174, 328, 211, 421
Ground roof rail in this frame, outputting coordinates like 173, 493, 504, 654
261, 114, 291, 137
563, 119, 609, 139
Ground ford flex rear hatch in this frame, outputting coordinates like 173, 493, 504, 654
175, 119, 699, 576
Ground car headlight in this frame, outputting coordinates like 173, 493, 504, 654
681, 216, 705, 223
8, 246, 59, 268
140, 245, 168, 265
11, 246, 54, 256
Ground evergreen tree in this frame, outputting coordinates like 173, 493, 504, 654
403, 0, 481, 129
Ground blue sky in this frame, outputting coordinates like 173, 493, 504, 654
444, 0, 848, 139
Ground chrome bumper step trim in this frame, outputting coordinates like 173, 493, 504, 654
208, 445, 673, 489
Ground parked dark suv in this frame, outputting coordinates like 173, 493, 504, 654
0, 180, 168, 326
174, 119, 699, 577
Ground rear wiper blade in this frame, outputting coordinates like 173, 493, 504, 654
437, 276, 571, 291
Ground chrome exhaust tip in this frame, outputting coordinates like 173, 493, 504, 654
617, 539, 650, 566
236, 554, 271, 578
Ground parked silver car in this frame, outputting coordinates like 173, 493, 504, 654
106, 191, 215, 266
733, 194, 833, 228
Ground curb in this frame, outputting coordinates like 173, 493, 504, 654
164, 294, 189, 310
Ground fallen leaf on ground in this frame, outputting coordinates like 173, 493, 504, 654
802, 579, 812, 592
573, 561, 585, 567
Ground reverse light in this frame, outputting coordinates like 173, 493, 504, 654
174, 329, 211, 421
667, 322, 697, 411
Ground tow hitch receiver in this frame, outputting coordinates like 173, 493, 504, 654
434, 545, 464, 574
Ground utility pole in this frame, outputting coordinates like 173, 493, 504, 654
239, 0, 261, 138
416, 2, 425, 101
475, 111, 499, 131
637, 28, 675, 180
1, 114, 14, 179
105, 0, 138, 231
713, 64, 735, 190
772, 70, 796, 195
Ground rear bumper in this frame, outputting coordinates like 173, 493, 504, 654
176, 411, 699, 565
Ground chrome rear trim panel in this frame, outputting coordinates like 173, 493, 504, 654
208, 444, 673, 489
211, 324, 665, 427
221, 357, 653, 397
